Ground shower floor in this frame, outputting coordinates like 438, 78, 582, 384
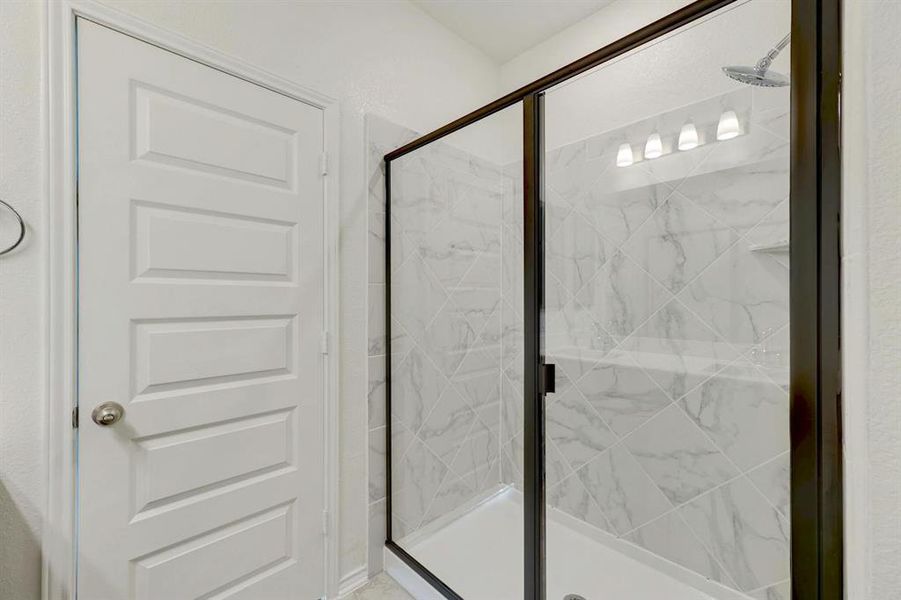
388, 487, 745, 600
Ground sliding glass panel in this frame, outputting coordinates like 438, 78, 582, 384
387, 103, 523, 597
542, 1, 791, 598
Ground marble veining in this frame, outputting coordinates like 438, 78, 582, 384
417, 385, 476, 465
546, 386, 618, 471
391, 345, 448, 435
679, 361, 790, 471
624, 405, 739, 505
679, 477, 790, 591
678, 238, 789, 348
624, 511, 734, 587
576, 444, 672, 535
391, 254, 447, 344
547, 472, 613, 534
750, 580, 791, 600
574, 251, 673, 341
747, 452, 790, 518
623, 191, 739, 295
392, 437, 449, 529
546, 210, 613, 296
675, 156, 789, 237
621, 298, 742, 401
574, 352, 673, 436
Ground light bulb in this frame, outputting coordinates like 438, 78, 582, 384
678, 122, 699, 151
644, 133, 663, 159
717, 110, 741, 140
616, 143, 634, 167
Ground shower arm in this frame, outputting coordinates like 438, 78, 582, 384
755, 34, 791, 75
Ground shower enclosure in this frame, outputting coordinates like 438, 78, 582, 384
381, 0, 841, 598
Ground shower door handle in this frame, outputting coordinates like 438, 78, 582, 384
540, 363, 556, 395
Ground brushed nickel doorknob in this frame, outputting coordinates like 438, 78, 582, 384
92, 401, 124, 426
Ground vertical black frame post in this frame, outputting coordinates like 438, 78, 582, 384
522, 92, 546, 600
384, 158, 393, 544
790, 0, 843, 598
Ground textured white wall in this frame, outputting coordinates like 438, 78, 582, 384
843, 1, 901, 597
0, 2, 499, 598
0, 2, 46, 599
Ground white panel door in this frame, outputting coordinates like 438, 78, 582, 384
77, 19, 326, 600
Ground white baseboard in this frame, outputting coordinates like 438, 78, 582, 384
336, 566, 368, 598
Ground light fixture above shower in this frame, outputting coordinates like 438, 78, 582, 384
716, 110, 741, 140
678, 122, 699, 151
722, 33, 791, 87
644, 133, 663, 159
615, 109, 745, 168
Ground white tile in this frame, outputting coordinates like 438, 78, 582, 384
747, 453, 791, 518
574, 251, 673, 341
369, 283, 386, 356
391, 345, 448, 435
391, 255, 447, 344
392, 437, 449, 529
546, 386, 617, 471
676, 157, 789, 237
624, 511, 733, 587
368, 355, 386, 430
417, 385, 475, 465
449, 418, 499, 482
680, 477, 790, 591
575, 351, 672, 437
547, 472, 613, 534
367, 500, 387, 577
623, 192, 738, 294
678, 238, 789, 348
624, 405, 739, 505
577, 445, 672, 535
579, 181, 670, 248
679, 361, 789, 471
750, 580, 791, 600
546, 210, 613, 297
369, 210, 386, 284
621, 298, 741, 401
421, 470, 478, 527
369, 427, 386, 503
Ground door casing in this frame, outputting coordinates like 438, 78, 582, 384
44, 2, 341, 598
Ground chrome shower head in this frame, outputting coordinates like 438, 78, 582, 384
722, 65, 790, 87
723, 34, 791, 88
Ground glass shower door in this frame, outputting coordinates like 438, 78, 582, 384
541, 1, 792, 598
386, 103, 525, 598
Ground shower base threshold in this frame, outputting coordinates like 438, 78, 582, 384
386, 487, 751, 600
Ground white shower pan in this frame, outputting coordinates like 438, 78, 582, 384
386, 487, 754, 600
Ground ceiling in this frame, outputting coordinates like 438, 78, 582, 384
411, 0, 615, 63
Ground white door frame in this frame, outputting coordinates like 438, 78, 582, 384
44, 2, 341, 598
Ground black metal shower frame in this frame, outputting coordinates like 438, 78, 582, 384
382, 0, 843, 598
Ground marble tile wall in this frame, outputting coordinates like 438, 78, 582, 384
499, 87, 793, 598
366, 115, 418, 577
366, 115, 508, 574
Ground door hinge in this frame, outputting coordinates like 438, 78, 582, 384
320, 331, 329, 355
321, 509, 329, 536
319, 152, 328, 176
72, 406, 79, 429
